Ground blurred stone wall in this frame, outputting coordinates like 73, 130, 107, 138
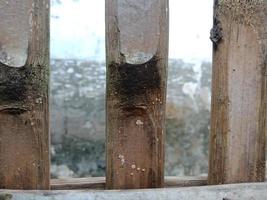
50, 59, 211, 178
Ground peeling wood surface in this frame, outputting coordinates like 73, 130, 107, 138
0, 0, 31, 67
51, 176, 207, 190
2, 182, 267, 200
209, 0, 267, 184
106, 0, 169, 189
0, 0, 50, 189
117, 0, 160, 64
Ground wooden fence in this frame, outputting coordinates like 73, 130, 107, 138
0, 0, 266, 198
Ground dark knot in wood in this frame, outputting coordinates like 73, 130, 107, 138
210, 17, 223, 47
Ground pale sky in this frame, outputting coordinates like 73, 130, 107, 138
51, 0, 213, 62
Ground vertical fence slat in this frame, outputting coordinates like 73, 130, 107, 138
0, 0, 50, 189
209, 0, 267, 184
106, 0, 169, 189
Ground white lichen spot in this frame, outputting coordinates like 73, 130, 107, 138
137, 167, 141, 171
142, 168, 146, 172
130, 172, 134, 176
35, 97, 43, 104
118, 154, 125, 166
136, 120, 144, 126
131, 164, 136, 169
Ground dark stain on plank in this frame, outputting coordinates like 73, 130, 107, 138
0, 65, 27, 102
108, 56, 161, 105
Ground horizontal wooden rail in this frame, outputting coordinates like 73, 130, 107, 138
51, 176, 267, 190
50, 176, 207, 190
51, 177, 105, 190
1, 182, 267, 200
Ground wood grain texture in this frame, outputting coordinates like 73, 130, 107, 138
0, 0, 50, 189
208, 0, 267, 184
51, 177, 106, 190
106, 0, 169, 189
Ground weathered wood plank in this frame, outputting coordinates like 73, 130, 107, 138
0, 0, 50, 189
164, 176, 207, 188
2, 182, 267, 200
209, 0, 267, 184
51, 177, 106, 190
106, 0, 169, 189
51, 176, 207, 190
